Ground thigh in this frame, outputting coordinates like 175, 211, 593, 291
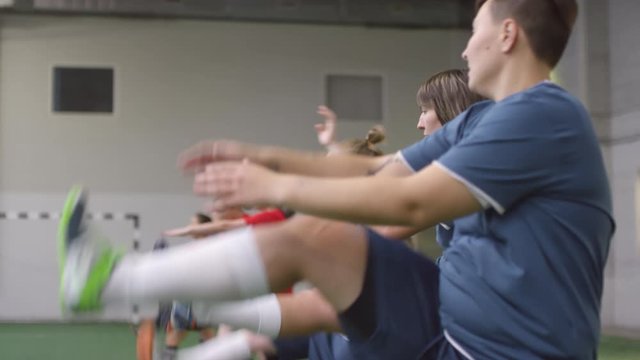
340, 229, 442, 359
255, 215, 368, 312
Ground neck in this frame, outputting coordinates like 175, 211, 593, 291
490, 56, 551, 101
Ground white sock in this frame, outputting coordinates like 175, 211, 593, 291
177, 331, 251, 360
191, 294, 281, 338
102, 228, 269, 304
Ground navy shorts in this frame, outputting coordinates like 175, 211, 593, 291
338, 228, 466, 360
270, 336, 310, 360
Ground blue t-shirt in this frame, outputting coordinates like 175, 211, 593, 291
308, 333, 354, 360
400, 82, 614, 359
401, 100, 493, 250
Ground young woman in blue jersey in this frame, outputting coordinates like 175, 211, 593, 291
181, 2, 611, 358
59, 1, 613, 358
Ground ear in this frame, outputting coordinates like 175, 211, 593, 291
500, 19, 518, 53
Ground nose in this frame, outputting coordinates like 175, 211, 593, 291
461, 50, 468, 61
417, 119, 424, 130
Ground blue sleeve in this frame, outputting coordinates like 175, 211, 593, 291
399, 126, 453, 172
437, 100, 563, 214
399, 101, 493, 172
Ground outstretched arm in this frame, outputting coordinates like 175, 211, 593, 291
369, 153, 427, 239
194, 161, 481, 229
164, 219, 247, 238
179, 140, 390, 178
370, 225, 423, 240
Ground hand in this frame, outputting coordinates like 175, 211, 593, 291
217, 324, 233, 337
314, 105, 338, 147
240, 330, 277, 357
163, 225, 193, 237
193, 160, 285, 210
178, 140, 256, 173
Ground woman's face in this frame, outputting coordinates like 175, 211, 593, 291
417, 106, 442, 136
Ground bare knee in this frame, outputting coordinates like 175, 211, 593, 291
253, 221, 310, 292
254, 216, 368, 310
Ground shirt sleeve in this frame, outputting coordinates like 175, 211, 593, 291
397, 128, 452, 172
436, 100, 561, 214
399, 101, 492, 172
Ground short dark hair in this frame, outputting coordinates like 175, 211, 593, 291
475, 0, 578, 67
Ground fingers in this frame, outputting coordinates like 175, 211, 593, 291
178, 140, 215, 173
193, 162, 250, 211
178, 140, 247, 173
241, 330, 277, 355
317, 105, 337, 122
192, 159, 276, 212
163, 226, 192, 237
193, 162, 241, 197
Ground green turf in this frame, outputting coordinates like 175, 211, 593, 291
599, 335, 640, 360
0, 323, 208, 360
0, 323, 639, 359
0, 323, 136, 360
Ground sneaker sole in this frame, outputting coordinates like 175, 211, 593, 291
57, 185, 87, 272
58, 185, 88, 310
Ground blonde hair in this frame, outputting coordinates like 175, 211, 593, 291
339, 125, 386, 157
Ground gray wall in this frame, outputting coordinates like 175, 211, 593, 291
606, 0, 640, 333
0, 15, 468, 320
556, 0, 640, 333
0, 15, 467, 194
0, 192, 202, 321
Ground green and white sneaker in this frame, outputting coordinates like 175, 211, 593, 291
58, 186, 121, 312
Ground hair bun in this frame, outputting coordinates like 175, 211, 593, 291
366, 125, 386, 145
